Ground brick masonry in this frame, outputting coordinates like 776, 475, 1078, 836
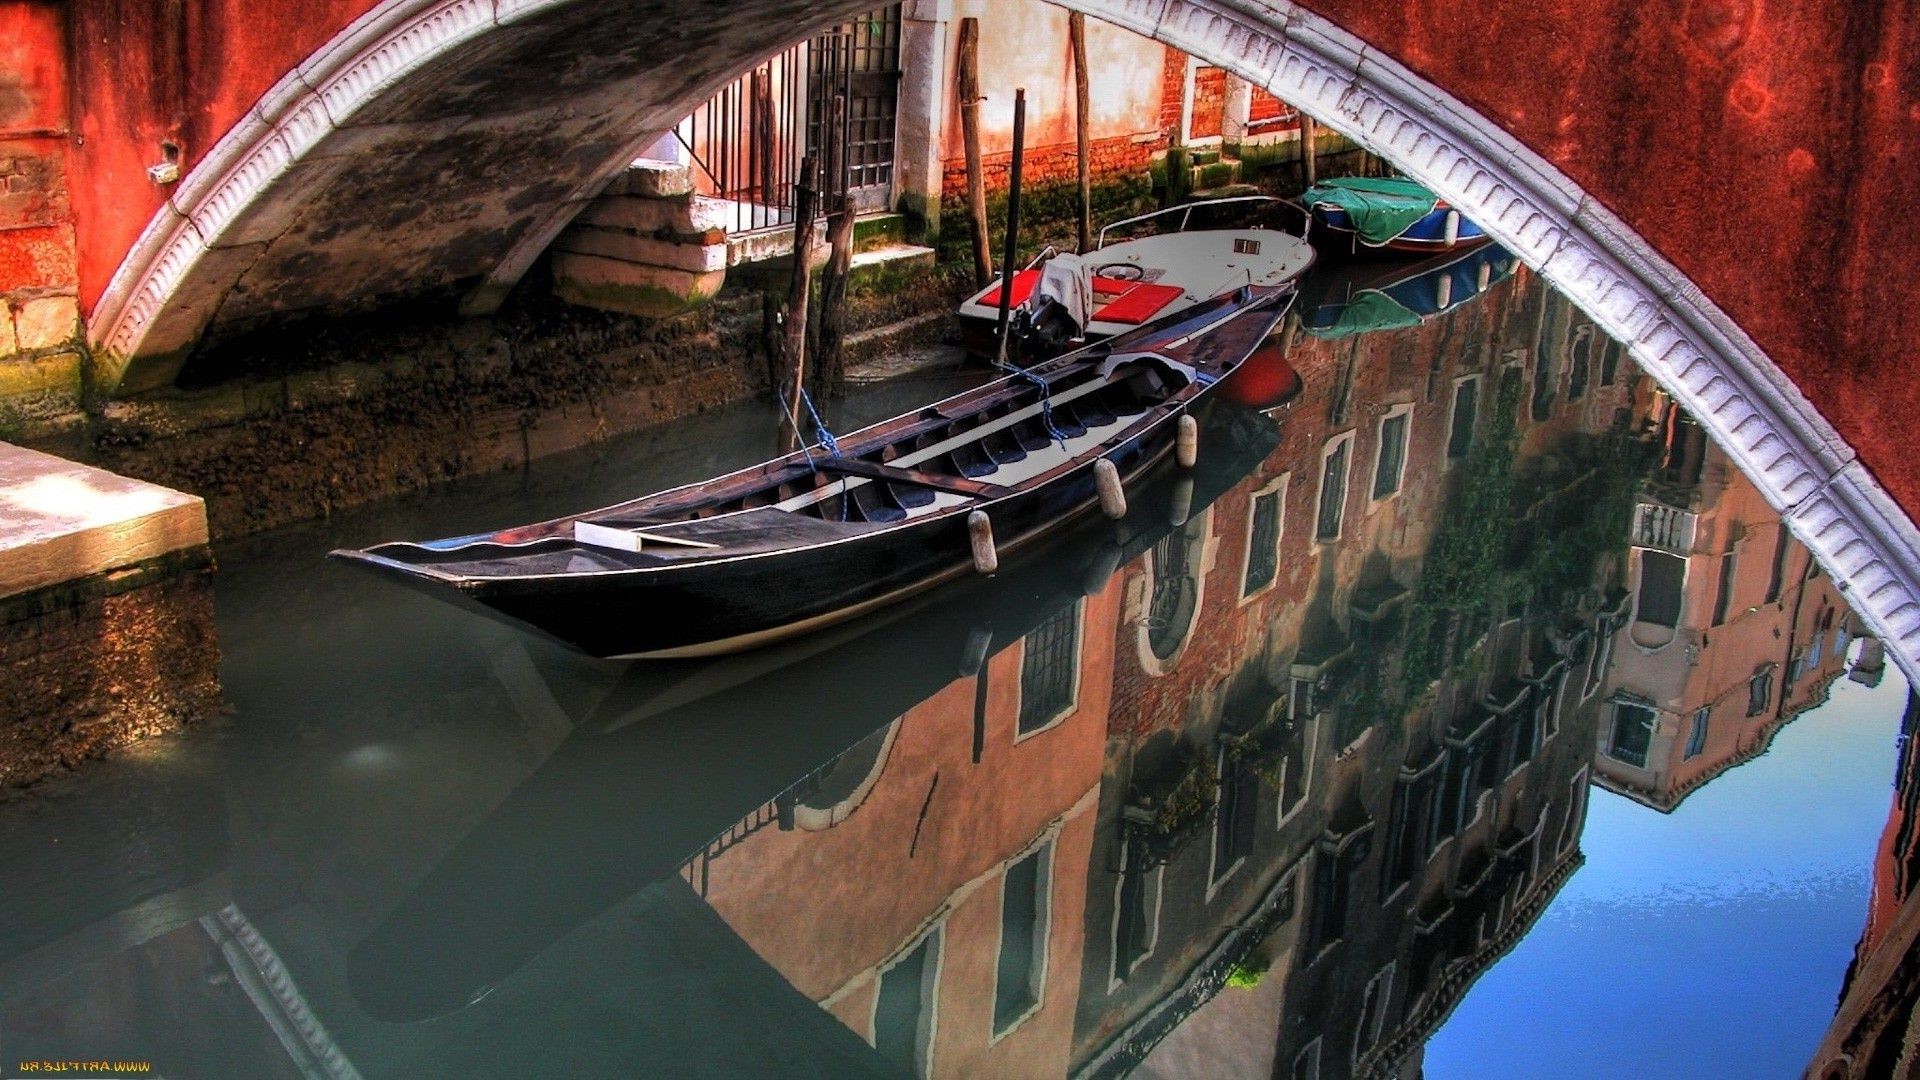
1189, 66, 1225, 139
1249, 87, 1288, 124
0, 4, 86, 415
940, 132, 1163, 199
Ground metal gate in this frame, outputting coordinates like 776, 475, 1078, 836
676, 6, 902, 235
807, 5, 902, 212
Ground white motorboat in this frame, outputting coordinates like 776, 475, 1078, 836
957, 195, 1315, 358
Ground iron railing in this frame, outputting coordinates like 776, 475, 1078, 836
674, 6, 901, 236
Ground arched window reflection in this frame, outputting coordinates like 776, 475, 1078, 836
1139, 510, 1212, 673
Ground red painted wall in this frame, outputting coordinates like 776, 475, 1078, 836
61, 0, 370, 309
0, 2, 75, 298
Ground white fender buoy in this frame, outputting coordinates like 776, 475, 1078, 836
1094, 458, 1127, 519
968, 510, 998, 575
1170, 474, 1194, 527
1443, 209, 1461, 248
1176, 414, 1199, 468
1434, 272, 1453, 310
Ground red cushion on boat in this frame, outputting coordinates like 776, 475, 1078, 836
1094, 282, 1184, 324
975, 269, 1041, 308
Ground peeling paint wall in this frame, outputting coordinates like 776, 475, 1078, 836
0, 2, 83, 419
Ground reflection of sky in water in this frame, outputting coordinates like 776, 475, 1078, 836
1428, 654, 1907, 1079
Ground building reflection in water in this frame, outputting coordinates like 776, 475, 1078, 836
0, 259, 1880, 1079
1812, 693, 1920, 1079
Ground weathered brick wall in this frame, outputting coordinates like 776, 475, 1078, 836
1249, 87, 1290, 125
0, 2, 85, 418
0, 550, 221, 793
940, 132, 1161, 198
1189, 66, 1226, 139
1159, 46, 1186, 135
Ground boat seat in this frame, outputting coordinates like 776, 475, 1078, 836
1093, 282, 1185, 324
982, 430, 1029, 464
818, 456, 1013, 500
947, 444, 1000, 478
975, 269, 1042, 308
981, 270, 1185, 323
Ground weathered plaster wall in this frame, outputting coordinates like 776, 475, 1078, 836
0, 2, 83, 416
939, 0, 1169, 158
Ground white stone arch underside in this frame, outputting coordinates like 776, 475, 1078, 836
89, 0, 1920, 686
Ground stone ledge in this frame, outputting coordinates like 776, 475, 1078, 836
0, 442, 209, 602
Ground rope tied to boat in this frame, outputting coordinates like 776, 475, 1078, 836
775, 384, 850, 521
992, 357, 1071, 450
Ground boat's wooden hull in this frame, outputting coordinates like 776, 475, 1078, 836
1311, 202, 1491, 257
450, 414, 1177, 658
337, 286, 1290, 659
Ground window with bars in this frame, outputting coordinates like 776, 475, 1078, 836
994, 842, 1052, 1035
1608, 703, 1657, 767
1243, 483, 1284, 597
1372, 409, 1409, 499
1147, 524, 1202, 661
1316, 436, 1352, 541
1747, 668, 1774, 717
1447, 378, 1479, 459
675, 6, 901, 234
1018, 603, 1081, 735
806, 6, 902, 210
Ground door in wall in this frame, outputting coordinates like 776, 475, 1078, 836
808, 5, 903, 214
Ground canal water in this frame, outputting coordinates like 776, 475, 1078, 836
0, 258, 1906, 1079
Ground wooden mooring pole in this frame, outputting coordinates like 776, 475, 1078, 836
1071, 12, 1092, 253
815, 93, 856, 394
1300, 112, 1317, 191
993, 88, 1027, 365
781, 154, 820, 451
958, 18, 992, 287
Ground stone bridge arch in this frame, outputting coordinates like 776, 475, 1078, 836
86, 0, 1920, 680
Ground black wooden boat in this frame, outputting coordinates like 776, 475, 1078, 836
330, 285, 1292, 658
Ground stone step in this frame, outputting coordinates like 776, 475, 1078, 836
852, 214, 907, 254
555, 224, 727, 274
860, 239, 940, 282
605, 158, 695, 199
572, 193, 731, 239
728, 216, 921, 270
1190, 158, 1242, 191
